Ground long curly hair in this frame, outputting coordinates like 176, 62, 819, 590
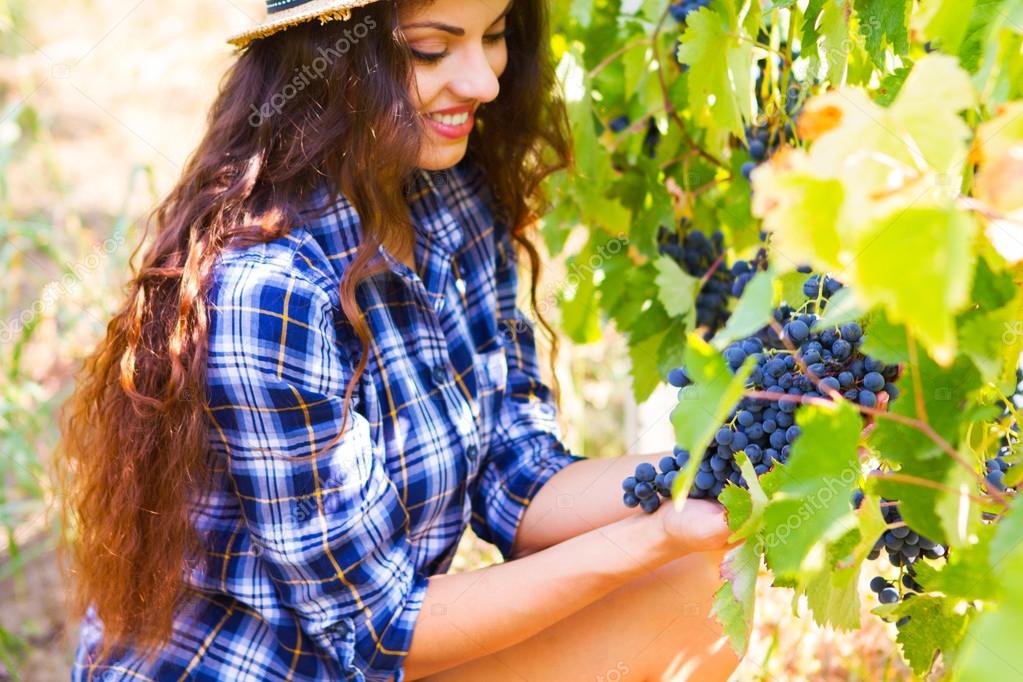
57, 0, 571, 659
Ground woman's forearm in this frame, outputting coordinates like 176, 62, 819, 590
511, 453, 670, 558
403, 511, 673, 680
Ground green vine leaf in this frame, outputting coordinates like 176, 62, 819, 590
676, 1, 754, 140
712, 538, 761, 655
762, 400, 862, 579
654, 255, 699, 320
853, 0, 910, 66
670, 334, 754, 499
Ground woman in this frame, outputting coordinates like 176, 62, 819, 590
60, 0, 740, 680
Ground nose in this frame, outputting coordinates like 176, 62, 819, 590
447, 44, 501, 104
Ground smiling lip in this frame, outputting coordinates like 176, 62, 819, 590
423, 105, 476, 140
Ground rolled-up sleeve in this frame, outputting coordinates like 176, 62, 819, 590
469, 228, 586, 559
205, 254, 427, 682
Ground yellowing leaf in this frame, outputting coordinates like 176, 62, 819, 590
796, 88, 882, 144
752, 158, 845, 271
975, 103, 1023, 235
974, 102, 1023, 163
850, 205, 977, 364
985, 216, 1023, 265
785, 90, 929, 230
889, 53, 977, 175
976, 146, 1023, 216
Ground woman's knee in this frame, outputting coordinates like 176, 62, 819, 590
630, 550, 741, 681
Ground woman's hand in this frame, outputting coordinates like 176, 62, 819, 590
655, 497, 733, 556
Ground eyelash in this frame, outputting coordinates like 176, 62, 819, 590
410, 30, 509, 64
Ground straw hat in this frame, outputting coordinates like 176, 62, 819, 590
229, 0, 383, 48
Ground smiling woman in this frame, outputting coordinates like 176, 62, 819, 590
57, 1, 738, 681
399, 0, 510, 169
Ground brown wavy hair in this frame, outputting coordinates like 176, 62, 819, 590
56, 0, 571, 660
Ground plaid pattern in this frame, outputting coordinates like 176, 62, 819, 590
72, 155, 585, 682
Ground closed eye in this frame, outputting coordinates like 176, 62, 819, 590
484, 30, 508, 44
410, 31, 509, 64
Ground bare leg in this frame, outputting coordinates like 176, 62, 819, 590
415, 549, 740, 682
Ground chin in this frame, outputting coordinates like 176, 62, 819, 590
416, 139, 470, 171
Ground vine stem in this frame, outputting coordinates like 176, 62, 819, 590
739, 37, 794, 69
874, 471, 990, 506
899, 329, 1010, 504
865, 408, 1012, 508
959, 196, 1023, 228
761, 316, 1011, 507
698, 251, 726, 290
743, 388, 1012, 508
905, 329, 930, 424
659, 148, 729, 176
588, 37, 652, 79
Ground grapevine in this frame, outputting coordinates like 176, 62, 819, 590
623, 273, 898, 510
552, 0, 1023, 675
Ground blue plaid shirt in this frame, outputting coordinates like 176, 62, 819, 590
73, 155, 585, 682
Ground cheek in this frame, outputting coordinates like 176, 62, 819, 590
491, 46, 509, 81
411, 69, 444, 110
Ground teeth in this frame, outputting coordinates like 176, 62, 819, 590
428, 111, 470, 126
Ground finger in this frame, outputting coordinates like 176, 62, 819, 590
877, 390, 890, 411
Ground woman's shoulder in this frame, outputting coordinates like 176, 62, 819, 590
209, 184, 360, 305
210, 231, 339, 306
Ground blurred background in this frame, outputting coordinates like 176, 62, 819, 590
0, 0, 912, 679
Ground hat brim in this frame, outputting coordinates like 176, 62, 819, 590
228, 0, 382, 48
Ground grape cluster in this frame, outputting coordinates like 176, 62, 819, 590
801, 273, 844, 300
868, 573, 918, 627
623, 274, 900, 510
656, 225, 734, 333
740, 85, 803, 183
868, 500, 946, 567
740, 124, 777, 182
608, 114, 631, 134
861, 495, 946, 622
621, 451, 688, 513
984, 367, 1021, 495
869, 575, 902, 606
643, 117, 662, 159
669, 0, 711, 23
1000, 366, 1023, 414
729, 231, 780, 298
981, 443, 1015, 522
986, 449, 1012, 491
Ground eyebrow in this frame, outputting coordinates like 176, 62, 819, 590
401, 0, 514, 35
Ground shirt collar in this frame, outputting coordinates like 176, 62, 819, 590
299, 158, 476, 293
405, 164, 467, 256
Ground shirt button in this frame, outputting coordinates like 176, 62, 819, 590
431, 364, 448, 385
325, 620, 349, 636
466, 444, 478, 460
